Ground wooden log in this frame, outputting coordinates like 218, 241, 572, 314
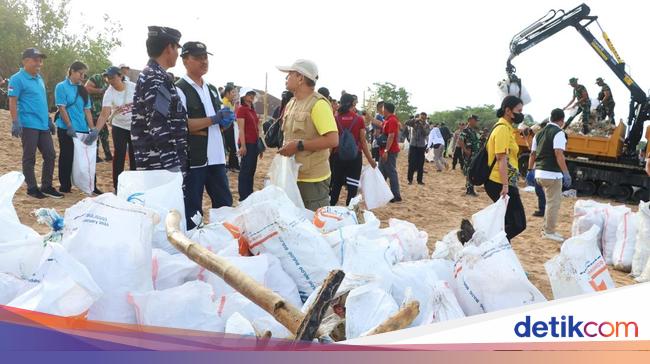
166, 210, 342, 341
166, 210, 305, 333
366, 301, 420, 336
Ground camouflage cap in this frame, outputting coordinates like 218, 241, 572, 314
569, 77, 578, 84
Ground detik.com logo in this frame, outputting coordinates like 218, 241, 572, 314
514, 315, 638, 338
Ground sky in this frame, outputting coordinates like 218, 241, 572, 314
69, 0, 649, 126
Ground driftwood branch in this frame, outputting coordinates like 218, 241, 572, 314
166, 210, 342, 341
366, 301, 420, 336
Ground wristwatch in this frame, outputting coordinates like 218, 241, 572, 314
297, 140, 305, 152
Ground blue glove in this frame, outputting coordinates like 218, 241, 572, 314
66, 126, 77, 138
562, 171, 572, 189
84, 128, 99, 145
526, 170, 536, 186
11, 120, 22, 138
211, 107, 236, 128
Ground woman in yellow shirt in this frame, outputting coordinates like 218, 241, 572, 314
485, 95, 527, 240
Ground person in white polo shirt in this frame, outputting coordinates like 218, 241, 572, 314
527, 108, 572, 242
175, 41, 235, 229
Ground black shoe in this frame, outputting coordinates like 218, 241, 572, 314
417, 181, 425, 185
408, 181, 413, 185
93, 188, 104, 195
96, 156, 104, 163
41, 186, 64, 199
105, 155, 113, 162
533, 210, 545, 217
466, 189, 478, 196
59, 187, 71, 193
389, 197, 403, 203
27, 187, 46, 199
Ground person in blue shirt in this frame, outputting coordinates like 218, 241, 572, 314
54, 60, 98, 194
8, 48, 62, 199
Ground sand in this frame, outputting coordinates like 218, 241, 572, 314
0, 109, 636, 299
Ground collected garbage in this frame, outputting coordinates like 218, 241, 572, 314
0, 170, 644, 342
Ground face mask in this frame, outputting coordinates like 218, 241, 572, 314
513, 112, 524, 124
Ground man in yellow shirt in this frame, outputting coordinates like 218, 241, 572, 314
277, 59, 338, 210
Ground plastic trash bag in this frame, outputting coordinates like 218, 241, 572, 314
71, 133, 97, 195
267, 155, 304, 209
359, 166, 394, 210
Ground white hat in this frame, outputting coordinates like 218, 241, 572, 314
238, 87, 257, 97
276, 59, 318, 82
118, 63, 129, 69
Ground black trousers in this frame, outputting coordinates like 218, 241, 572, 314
452, 147, 464, 170
112, 126, 135, 191
407, 146, 425, 183
223, 126, 239, 169
484, 179, 527, 241
329, 152, 362, 206
238, 142, 259, 202
57, 128, 75, 191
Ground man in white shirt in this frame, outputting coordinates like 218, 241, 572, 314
527, 108, 572, 242
175, 41, 235, 229
427, 124, 448, 172
89, 66, 136, 190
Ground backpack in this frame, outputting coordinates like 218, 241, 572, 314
468, 124, 506, 186
337, 114, 359, 160
263, 117, 283, 148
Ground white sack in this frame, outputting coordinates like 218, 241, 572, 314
612, 211, 638, 272
312, 206, 358, 234
8, 243, 103, 317
632, 201, 650, 277
129, 281, 224, 332
235, 200, 339, 302
62, 193, 157, 324
117, 170, 185, 254
601, 205, 630, 264
431, 230, 463, 261
379, 219, 429, 262
345, 284, 399, 339
453, 232, 546, 316
152, 249, 201, 290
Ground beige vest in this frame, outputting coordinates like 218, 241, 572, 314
282, 92, 332, 181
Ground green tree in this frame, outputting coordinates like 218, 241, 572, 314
368, 82, 417, 122
429, 105, 498, 130
0, 0, 122, 104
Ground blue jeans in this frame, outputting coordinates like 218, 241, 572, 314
184, 164, 232, 229
535, 182, 546, 212
238, 142, 259, 202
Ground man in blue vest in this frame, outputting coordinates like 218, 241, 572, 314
526, 108, 572, 242
175, 41, 235, 229
8, 48, 63, 199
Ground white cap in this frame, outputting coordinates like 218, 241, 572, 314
118, 63, 129, 69
276, 59, 318, 82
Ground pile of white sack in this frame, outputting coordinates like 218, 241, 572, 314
544, 199, 650, 300
5, 169, 636, 341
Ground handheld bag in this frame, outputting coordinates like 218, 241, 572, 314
359, 166, 394, 210
72, 133, 97, 195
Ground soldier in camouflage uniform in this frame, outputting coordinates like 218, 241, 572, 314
596, 77, 615, 124
131, 26, 189, 174
564, 77, 591, 134
85, 72, 113, 161
458, 114, 481, 196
